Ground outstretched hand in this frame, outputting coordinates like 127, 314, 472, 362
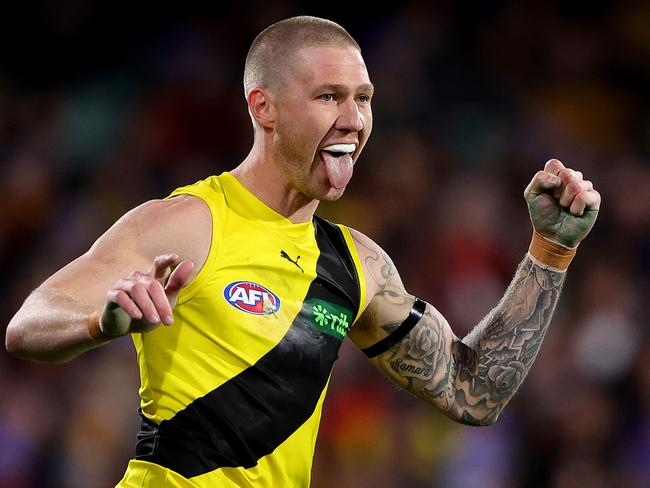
100, 254, 194, 336
524, 159, 601, 248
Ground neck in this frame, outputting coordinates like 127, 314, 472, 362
231, 143, 319, 224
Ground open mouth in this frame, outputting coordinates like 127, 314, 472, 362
321, 143, 356, 158
319, 143, 357, 190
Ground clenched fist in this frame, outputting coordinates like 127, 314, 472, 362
524, 159, 601, 248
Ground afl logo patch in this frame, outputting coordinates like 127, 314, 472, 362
224, 281, 281, 315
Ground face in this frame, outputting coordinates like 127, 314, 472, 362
272, 46, 373, 201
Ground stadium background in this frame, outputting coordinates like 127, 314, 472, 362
1, 1, 648, 486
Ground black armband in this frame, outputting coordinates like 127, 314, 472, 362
362, 298, 427, 358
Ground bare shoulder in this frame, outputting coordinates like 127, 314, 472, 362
41, 194, 212, 302
92, 195, 211, 266
346, 226, 381, 257
345, 226, 397, 301
344, 226, 413, 347
112, 194, 210, 236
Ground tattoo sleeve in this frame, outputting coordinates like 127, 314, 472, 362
365, 252, 565, 426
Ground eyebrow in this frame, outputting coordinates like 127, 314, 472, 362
315, 83, 375, 94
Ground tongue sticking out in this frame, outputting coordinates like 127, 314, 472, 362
320, 152, 354, 190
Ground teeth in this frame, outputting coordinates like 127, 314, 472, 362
322, 143, 356, 154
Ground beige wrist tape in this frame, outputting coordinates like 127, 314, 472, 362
88, 311, 111, 341
528, 231, 576, 271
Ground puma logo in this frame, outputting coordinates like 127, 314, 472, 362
280, 250, 304, 273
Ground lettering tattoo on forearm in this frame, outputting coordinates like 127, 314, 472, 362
372, 255, 565, 425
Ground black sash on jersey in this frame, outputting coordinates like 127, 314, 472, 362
134, 217, 360, 477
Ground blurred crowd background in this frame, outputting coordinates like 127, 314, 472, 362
1, 1, 648, 487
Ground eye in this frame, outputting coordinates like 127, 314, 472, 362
319, 93, 336, 102
357, 94, 371, 104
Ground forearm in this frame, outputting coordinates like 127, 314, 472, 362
5, 288, 107, 363
359, 161, 597, 426
451, 254, 566, 425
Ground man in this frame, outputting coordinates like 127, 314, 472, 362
6, 15, 600, 488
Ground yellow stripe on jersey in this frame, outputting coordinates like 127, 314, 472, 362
339, 225, 367, 320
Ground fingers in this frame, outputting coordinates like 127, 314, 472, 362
544, 158, 565, 175
103, 253, 194, 335
528, 159, 599, 216
569, 189, 601, 216
148, 253, 179, 281
554, 165, 599, 216
558, 178, 592, 209
106, 289, 143, 320
111, 274, 172, 325
164, 260, 194, 305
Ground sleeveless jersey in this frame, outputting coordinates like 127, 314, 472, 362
117, 172, 366, 487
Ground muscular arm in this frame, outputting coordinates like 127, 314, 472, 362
348, 159, 599, 426
5, 195, 210, 363
350, 239, 563, 426
7, 287, 103, 363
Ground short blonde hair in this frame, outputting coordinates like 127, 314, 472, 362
243, 16, 361, 97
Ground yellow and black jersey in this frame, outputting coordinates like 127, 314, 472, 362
117, 172, 366, 487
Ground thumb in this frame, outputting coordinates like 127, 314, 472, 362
164, 260, 194, 305
524, 171, 561, 203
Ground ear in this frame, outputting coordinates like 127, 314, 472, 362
247, 88, 276, 129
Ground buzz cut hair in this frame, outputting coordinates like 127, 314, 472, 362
243, 16, 361, 98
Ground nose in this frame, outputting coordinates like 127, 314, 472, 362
335, 98, 363, 133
